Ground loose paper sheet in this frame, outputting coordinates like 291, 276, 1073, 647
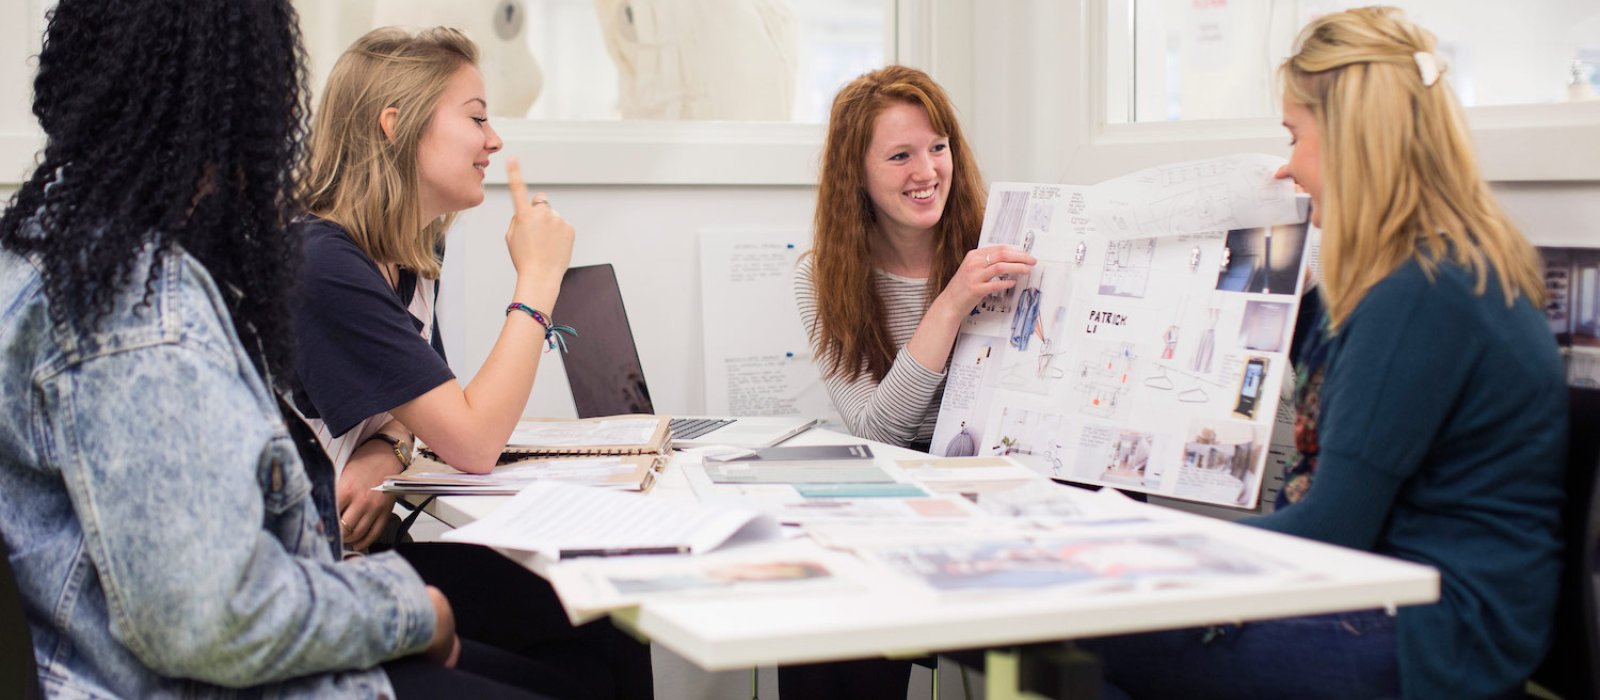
543, 540, 870, 623
1090, 153, 1299, 240
440, 481, 780, 555
699, 230, 841, 425
509, 418, 661, 448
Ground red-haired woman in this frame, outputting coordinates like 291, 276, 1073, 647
788, 64, 1035, 696
796, 65, 1035, 453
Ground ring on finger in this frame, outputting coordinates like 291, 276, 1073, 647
984, 253, 993, 265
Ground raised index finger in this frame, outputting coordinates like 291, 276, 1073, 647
505, 156, 531, 212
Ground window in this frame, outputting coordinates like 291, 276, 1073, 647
1108, 0, 1600, 124
299, 0, 888, 124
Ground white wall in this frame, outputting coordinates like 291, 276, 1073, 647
1494, 181, 1600, 248
3, 0, 1595, 426
439, 184, 817, 418
2, 3, 45, 185
0, 171, 822, 424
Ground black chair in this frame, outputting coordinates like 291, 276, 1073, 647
1530, 387, 1600, 699
0, 532, 43, 700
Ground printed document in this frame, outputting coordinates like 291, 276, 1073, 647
441, 481, 781, 557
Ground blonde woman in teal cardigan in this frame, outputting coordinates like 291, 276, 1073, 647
1087, 8, 1565, 699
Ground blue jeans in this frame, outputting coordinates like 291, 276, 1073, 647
1079, 610, 1398, 700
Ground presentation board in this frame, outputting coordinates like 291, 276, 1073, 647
931, 155, 1310, 509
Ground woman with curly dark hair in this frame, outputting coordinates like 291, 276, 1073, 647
0, 1, 570, 697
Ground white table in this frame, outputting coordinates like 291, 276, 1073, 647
423, 429, 1439, 678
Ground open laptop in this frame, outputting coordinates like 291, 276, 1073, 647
553, 264, 817, 449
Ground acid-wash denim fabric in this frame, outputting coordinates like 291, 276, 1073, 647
0, 246, 437, 699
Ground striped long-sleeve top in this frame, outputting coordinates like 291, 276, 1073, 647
794, 256, 946, 449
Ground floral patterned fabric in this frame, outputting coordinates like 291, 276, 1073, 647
1276, 292, 1332, 509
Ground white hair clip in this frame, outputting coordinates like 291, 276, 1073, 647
1413, 51, 1441, 87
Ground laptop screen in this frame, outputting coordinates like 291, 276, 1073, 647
552, 264, 656, 418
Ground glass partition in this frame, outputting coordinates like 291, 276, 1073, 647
1108, 0, 1600, 123
297, 0, 888, 123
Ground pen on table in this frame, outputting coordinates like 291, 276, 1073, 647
559, 546, 690, 559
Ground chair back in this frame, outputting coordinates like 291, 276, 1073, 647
1576, 386, 1600, 698
1533, 387, 1600, 699
0, 531, 42, 699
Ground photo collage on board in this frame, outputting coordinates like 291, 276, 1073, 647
931, 155, 1308, 508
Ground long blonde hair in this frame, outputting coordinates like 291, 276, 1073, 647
809, 66, 984, 381
299, 27, 479, 279
1281, 6, 1542, 329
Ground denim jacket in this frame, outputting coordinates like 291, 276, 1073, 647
0, 246, 436, 698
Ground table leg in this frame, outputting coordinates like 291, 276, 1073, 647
985, 644, 1104, 700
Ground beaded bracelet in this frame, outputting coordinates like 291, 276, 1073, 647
505, 302, 578, 353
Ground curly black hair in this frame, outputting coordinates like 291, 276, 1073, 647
0, 0, 308, 388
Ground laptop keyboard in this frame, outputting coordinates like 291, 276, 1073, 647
670, 417, 736, 440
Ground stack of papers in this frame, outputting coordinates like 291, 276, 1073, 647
440, 480, 782, 559
380, 455, 660, 495
861, 531, 1305, 595
503, 416, 670, 456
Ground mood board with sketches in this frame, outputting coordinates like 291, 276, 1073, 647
930, 154, 1311, 509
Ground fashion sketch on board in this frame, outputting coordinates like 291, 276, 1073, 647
1000, 261, 1071, 393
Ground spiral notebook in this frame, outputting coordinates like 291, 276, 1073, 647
503, 415, 672, 456
418, 414, 672, 464
382, 454, 660, 494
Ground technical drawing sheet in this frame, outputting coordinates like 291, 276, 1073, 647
930, 154, 1308, 509
700, 230, 840, 425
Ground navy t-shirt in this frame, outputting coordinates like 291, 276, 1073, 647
290, 217, 454, 438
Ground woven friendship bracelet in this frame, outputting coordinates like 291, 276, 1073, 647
505, 302, 578, 353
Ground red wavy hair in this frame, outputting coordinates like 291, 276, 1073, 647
809, 65, 984, 381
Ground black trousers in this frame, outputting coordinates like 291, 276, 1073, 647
384, 638, 571, 699
779, 658, 919, 699
778, 650, 986, 699
395, 543, 655, 699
